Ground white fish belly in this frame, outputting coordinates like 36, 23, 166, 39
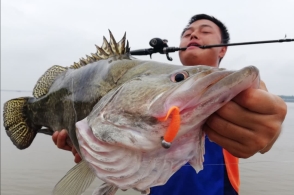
76, 121, 204, 191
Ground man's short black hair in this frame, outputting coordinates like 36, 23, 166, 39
181, 14, 230, 44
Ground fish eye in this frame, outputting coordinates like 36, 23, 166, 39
171, 71, 189, 82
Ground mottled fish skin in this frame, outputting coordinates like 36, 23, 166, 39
28, 58, 140, 151
2, 31, 260, 195
3, 30, 132, 153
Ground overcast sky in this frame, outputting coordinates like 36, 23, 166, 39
1, 0, 294, 95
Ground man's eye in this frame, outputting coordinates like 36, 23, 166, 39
182, 32, 191, 37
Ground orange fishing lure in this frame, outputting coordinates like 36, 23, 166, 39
157, 106, 181, 148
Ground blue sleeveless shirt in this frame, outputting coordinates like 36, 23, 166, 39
149, 136, 239, 195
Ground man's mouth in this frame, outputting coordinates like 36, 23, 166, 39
187, 42, 201, 49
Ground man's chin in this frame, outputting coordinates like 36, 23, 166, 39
180, 55, 201, 66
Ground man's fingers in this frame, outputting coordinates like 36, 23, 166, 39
233, 88, 277, 114
203, 123, 259, 158
71, 144, 82, 163
52, 129, 81, 164
215, 101, 281, 136
56, 129, 72, 151
215, 101, 261, 131
72, 147, 77, 154
204, 112, 273, 158
259, 128, 281, 154
74, 153, 82, 164
206, 112, 255, 142
52, 131, 59, 145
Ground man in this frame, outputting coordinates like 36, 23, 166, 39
53, 14, 287, 195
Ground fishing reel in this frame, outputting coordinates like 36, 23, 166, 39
130, 38, 186, 61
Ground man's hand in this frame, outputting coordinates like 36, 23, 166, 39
52, 129, 82, 163
203, 81, 287, 158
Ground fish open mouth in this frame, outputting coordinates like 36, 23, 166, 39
155, 66, 259, 148
150, 68, 236, 121
154, 70, 235, 148
179, 71, 233, 114
181, 70, 235, 113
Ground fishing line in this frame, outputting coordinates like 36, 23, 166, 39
181, 160, 294, 167
126, 160, 294, 166
71, 78, 78, 125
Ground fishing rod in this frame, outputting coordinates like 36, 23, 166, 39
130, 37, 294, 61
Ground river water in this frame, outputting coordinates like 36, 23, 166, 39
1, 91, 293, 195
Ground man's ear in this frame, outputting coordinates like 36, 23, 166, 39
219, 46, 227, 58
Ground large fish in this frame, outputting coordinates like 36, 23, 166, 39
3, 31, 260, 195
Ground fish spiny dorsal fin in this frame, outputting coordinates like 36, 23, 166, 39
71, 62, 80, 69
126, 40, 130, 53
68, 58, 87, 70
91, 53, 102, 61
102, 36, 114, 55
68, 30, 129, 70
33, 65, 67, 98
108, 29, 119, 54
79, 58, 88, 66
33, 31, 129, 98
95, 44, 109, 59
117, 32, 126, 54
86, 55, 95, 63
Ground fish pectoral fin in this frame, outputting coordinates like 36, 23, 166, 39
133, 188, 150, 194
92, 182, 118, 195
52, 160, 96, 195
33, 65, 67, 98
189, 155, 204, 173
189, 134, 206, 173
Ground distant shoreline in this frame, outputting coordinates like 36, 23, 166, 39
1, 90, 294, 103
279, 95, 294, 103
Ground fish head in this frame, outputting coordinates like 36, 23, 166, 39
75, 62, 260, 190
83, 61, 260, 151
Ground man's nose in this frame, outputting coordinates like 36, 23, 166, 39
190, 31, 199, 40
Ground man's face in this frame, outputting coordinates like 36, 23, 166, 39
179, 19, 227, 67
